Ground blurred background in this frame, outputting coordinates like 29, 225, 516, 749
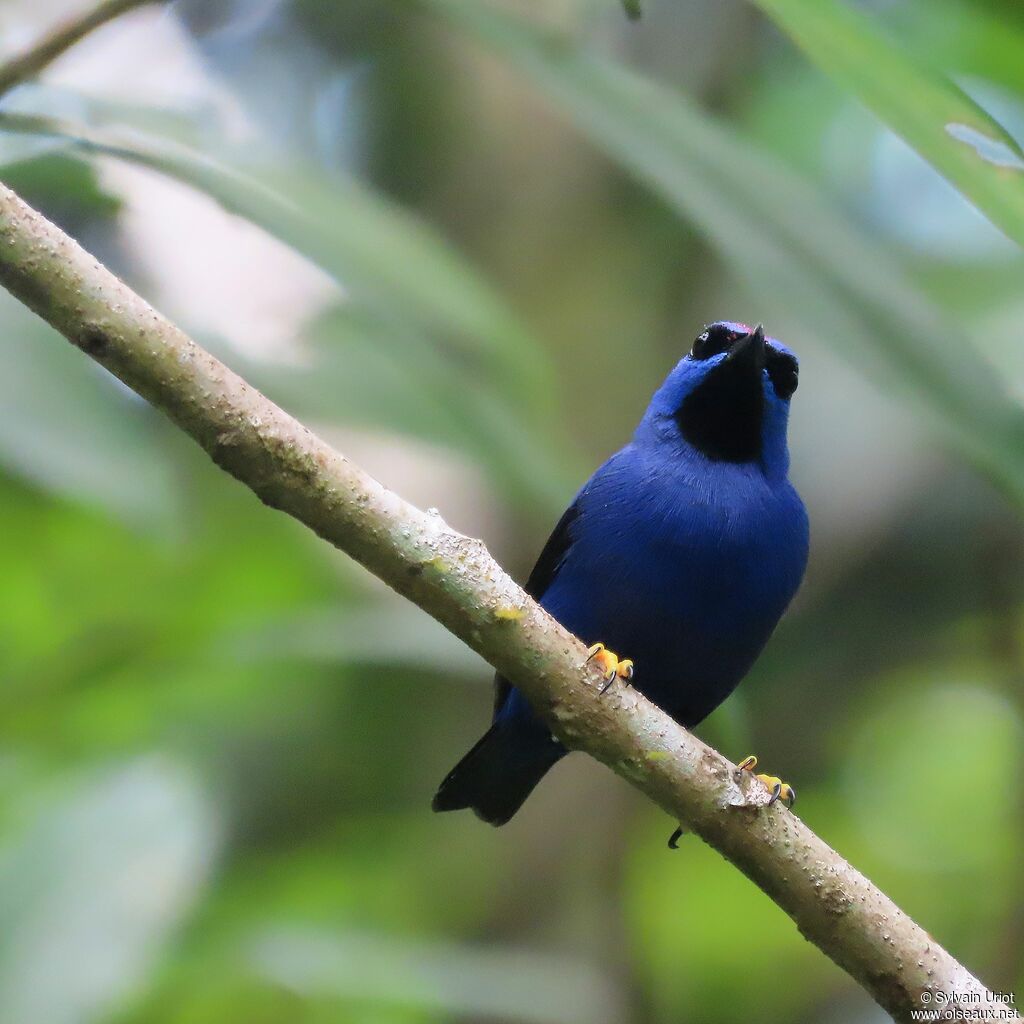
0, 0, 1023, 1021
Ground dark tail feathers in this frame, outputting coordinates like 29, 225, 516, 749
432, 723, 560, 826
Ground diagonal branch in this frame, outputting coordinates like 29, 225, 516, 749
0, 0, 162, 100
0, 181, 1014, 1023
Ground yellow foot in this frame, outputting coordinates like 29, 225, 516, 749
738, 755, 796, 808
586, 642, 634, 694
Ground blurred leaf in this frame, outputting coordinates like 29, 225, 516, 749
0, 152, 121, 225
627, 812, 836, 1020
865, 0, 1024, 99
428, 0, 1024, 507
200, 303, 549, 510
228, 600, 487, 676
280, 305, 459, 434
0, 289, 178, 526
0, 104, 556, 410
246, 926, 626, 1024
0, 462, 352, 761
259, 302, 571, 509
0, 112, 575, 513
0, 759, 217, 1024
829, 675, 1024, 962
905, 0, 1024, 97
3, 104, 550, 407
118, 813, 617, 1022
749, 0, 1024, 249
842, 679, 1022, 872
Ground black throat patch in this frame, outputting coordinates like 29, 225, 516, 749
673, 361, 765, 463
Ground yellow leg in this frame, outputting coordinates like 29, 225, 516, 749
738, 754, 796, 808
586, 642, 634, 693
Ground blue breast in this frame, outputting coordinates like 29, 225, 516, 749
514, 442, 808, 728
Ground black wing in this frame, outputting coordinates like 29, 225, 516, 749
524, 500, 580, 599
493, 500, 580, 715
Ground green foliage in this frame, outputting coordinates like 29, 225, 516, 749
750, 0, 1024, 248
0, 292, 177, 527
429, 0, 1024, 507
0, 111, 575, 515
0, 1, 1023, 1022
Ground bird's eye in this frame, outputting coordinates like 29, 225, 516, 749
690, 323, 737, 361
766, 349, 798, 399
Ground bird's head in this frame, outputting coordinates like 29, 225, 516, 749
638, 321, 799, 477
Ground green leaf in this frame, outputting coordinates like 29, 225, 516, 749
0, 111, 555, 416
0, 289, 179, 526
888, 0, 1024, 98
245, 926, 626, 1024
749, 0, 1024, 248
0, 760, 216, 1024
842, 678, 1022, 873
0, 114, 576, 513
227, 600, 487, 676
428, 0, 1024, 506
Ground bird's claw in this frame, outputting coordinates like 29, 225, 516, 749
672, 753, 795, 847
737, 754, 796, 808
586, 642, 634, 694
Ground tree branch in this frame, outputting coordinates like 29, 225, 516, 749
0, 0, 161, 100
0, 181, 1013, 1022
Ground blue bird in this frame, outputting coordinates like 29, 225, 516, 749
433, 322, 809, 829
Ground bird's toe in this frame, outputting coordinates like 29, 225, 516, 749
586, 643, 635, 693
737, 754, 796, 809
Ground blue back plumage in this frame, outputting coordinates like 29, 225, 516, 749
434, 322, 809, 825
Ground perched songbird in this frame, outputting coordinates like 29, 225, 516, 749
433, 322, 809, 829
